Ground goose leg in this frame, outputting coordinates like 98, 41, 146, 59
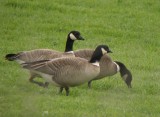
59, 87, 64, 94
88, 80, 92, 88
29, 76, 45, 87
29, 72, 46, 88
44, 82, 49, 88
127, 83, 132, 88
65, 87, 69, 96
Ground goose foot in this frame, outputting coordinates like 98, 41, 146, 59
29, 77, 48, 88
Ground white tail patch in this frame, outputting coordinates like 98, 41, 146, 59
92, 61, 100, 67
101, 48, 107, 55
69, 33, 77, 40
113, 62, 120, 72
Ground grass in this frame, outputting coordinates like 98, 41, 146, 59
0, 0, 160, 116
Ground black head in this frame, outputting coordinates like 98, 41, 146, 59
68, 31, 84, 40
96, 45, 112, 54
125, 73, 132, 88
124, 70, 132, 88
90, 45, 112, 63
119, 68, 132, 88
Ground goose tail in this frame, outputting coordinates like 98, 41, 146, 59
5, 54, 18, 61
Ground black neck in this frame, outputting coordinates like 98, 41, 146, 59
65, 37, 74, 52
89, 49, 103, 63
114, 61, 125, 76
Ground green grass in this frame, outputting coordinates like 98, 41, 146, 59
0, 0, 160, 116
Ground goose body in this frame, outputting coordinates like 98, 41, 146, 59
74, 49, 119, 79
6, 31, 84, 63
23, 45, 112, 95
74, 49, 132, 88
6, 49, 60, 64
5, 31, 84, 87
23, 57, 100, 87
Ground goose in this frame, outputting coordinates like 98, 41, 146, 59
22, 45, 112, 96
74, 49, 132, 88
5, 31, 84, 87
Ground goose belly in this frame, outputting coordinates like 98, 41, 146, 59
55, 67, 100, 87
37, 72, 60, 87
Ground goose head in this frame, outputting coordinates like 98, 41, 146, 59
65, 31, 84, 52
68, 31, 84, 41
90, 45, 112, 63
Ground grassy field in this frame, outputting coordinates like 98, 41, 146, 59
0, 0, 160, 116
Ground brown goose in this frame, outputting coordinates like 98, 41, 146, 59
74, 49, 132, 88
5, 31, 84, 87
22, 45, 112, 96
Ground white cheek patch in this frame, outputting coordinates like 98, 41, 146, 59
113, 62, 120, 72
122, 74, 128, 81
70, 33, 77, 40
101, 48, 107, 55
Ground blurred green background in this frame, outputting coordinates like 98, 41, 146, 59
0, 0, 160, 117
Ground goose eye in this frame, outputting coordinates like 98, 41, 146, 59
75, 32, 80, 37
